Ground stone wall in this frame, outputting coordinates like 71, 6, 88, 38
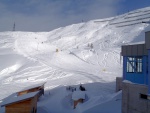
116, 77, 123, 92
122, 82, 150, 113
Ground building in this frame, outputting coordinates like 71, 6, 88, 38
121, 31, 150, 113
72, 91, 86, 109
1, 91, 39, 113
17, 82, 45, 98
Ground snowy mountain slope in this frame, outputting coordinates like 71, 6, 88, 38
0, 7, 150, 113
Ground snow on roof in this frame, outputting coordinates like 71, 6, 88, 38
1, 91, 39, 107
122, 41, 145, 46
18, 82, 46, 92
72, 91, 86, 100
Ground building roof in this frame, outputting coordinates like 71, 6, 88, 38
1, 91, 39, 107
121, 43, 148, 56
145, 31, 150, 49
18, 82, 46, 92
72, 91, 86, 100
121, 31, 150, 56
123, 41, 145, 45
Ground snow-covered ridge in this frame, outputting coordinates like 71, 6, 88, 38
0, 7, 150, 113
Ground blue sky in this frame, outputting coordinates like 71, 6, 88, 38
0, 0, 150, 32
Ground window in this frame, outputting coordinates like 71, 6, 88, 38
140, 93, 150, 100
127, 56, 142, 73
140, 94, 147, 99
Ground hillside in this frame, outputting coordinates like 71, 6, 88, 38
0, 7, 150, 113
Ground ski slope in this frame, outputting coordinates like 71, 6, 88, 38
0, 7, 150, 113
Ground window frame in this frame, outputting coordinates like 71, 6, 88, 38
126, 56, 143, 73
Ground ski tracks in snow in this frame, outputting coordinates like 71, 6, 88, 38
101, 53, 108, 67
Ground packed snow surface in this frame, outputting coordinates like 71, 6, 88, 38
0, 7, 150, 113
1, 91, 39, 107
